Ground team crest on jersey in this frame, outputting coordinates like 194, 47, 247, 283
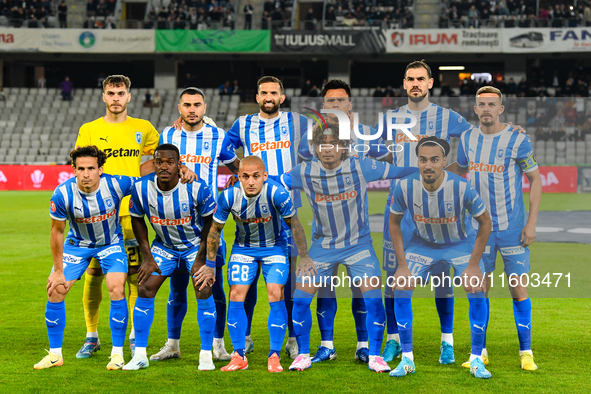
181, 202, 189, 213
135, 132, 143, 145
345, 176, 352, 186
281, 125, 289, 136
203, 141, 210, 151
446, 202, 453, 213
428, 121, 434, 130
104, 198, 113, 209
497, 148, 504, 159
260, 204, 269, 215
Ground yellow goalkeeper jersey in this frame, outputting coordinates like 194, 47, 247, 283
75, 116, 159, 216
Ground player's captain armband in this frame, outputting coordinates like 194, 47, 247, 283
518, 152, 537, 172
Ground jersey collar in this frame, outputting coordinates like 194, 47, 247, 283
420, 170, 448, 195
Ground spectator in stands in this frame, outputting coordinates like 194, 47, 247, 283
308, 84, 320, 97
11, 6, 25, 27
325, 6, 336, 26
60, 77, 73, 101
147, 7, 157, 21
95, 0, 108, 17
271, 6, 283, 27
301, 80, 312, 96
219, 81, 231, 95
585, 2, 591, 26
382, 94, 394, 110
305, 7, 316, 30
373, 86, 385, 97
535, 126, 549, 141
244, 0, 254, 29
105, 16, 117, 28
231, 80, 241, 96
507, 78, 518, 96
143, 90, 152, 107
518, 77, 529, 94
83, 16, 94, 28
581, 114, 591, 139
152, 92, 161, 107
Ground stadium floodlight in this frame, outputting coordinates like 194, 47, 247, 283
439, 66, 465, 71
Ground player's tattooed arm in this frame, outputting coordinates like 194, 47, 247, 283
206, 221, 225, 262
132, 216, 162, 285
192, 214, 216, 291
389, 212, 414, 291
285, 215, 317, 277
522, 169, 541, 247
48, 219, 68, 296
463, 209, 492, 293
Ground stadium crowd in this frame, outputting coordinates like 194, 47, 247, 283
142, 0, 237, 29
0, 0, 67, 27
322, 0, 415, 29
440, 0, 591, 28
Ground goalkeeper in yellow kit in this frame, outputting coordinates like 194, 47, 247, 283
73, 75, 195, 358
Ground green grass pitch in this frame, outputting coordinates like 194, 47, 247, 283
0, 191, 589, 393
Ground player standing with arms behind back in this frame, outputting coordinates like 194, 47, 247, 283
449, 86, 541, 371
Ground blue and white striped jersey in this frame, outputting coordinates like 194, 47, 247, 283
298, 123, 388, 161
214, 180, 294, 249
129, 174, 216, 251
457, 125, 538, 231
280, 157, 417, 249
159, 125, 237, 196
390, 171, 486, 244
50, 174, 135, 248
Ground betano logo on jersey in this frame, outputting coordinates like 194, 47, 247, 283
468, 161, 505, 173
103, 148, 140, 158
150, 216, 192, 226
395, 133, 432, 144
75, 209, 117, 224
250, 141, 291, 153
315, 190, 358, 202
414, 214, 457, 224
232, 213, 273, 224
180, 154, 212, 164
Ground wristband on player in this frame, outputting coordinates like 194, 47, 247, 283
206, 259, 216, 268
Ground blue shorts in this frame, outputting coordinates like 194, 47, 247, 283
404, 235, 478, 282
150, 241, 202, 277
227, 245, 288, 286
59, 242, 128, 281
481, 226, 530, 276
382, 207, 414, 272
298, 242, 382, 284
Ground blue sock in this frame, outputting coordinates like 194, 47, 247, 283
352, 286, 368, 342
284, 272, 295, 337
45, 300, 66, 349
394, 290, 413, 353
197, 296, 216, 351
167, 274, 189, 340
362, 289, 385, 356
316, 286, 337, 341
134, 297, 155, 348
212, 268, 227, 339
435, 285, 454, 335
384, 286, 399, 335
484, 298, 490, 349
109, 299, 128, 347
227, 301, 247, 357
513, 298, 532, 351
268, 300, 288, 357
244, 268, 260, 337
468, 292, 487, 356
292, 289, 314, 354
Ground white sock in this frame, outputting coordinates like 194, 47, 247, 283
86, 331, 98, 339
519, 350, 533, 356
245, 335, 252, 341
50, 347, 62, 357
357, 341, 369, 350
387, 333, 400, 342
129, 330, 135, 340
288, 336, 296, 341
135, 347, 147, 358
402, 351, 414, 361
213, 337, 223, 344
167, 339, 180, 349
320, 341, 334, 349
469, 354, 482, 362
482, 348, 488, 358
441, 333, 454, 346
111, 346, 123, 357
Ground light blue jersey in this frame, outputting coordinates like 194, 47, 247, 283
129, 174, 216, 251
457, 125, 538, 231
390, 171, 486, 244
50, 174, 135, 248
